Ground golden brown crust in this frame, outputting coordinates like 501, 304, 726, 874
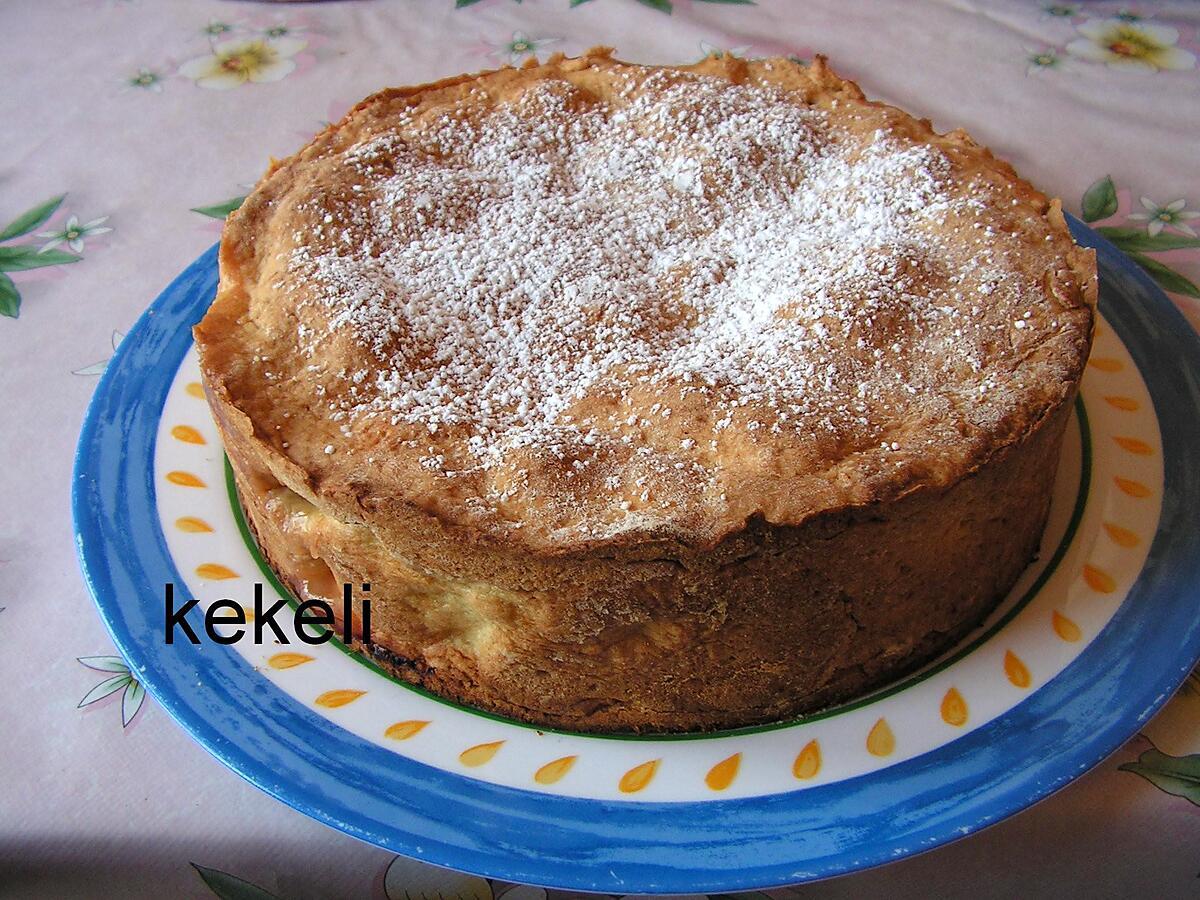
197, 48, 1095, 556
195, 49, 1095, 732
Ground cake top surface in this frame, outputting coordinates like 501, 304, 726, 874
198, 49, 1095, 554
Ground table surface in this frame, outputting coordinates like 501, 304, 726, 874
2, 1, 1199, 897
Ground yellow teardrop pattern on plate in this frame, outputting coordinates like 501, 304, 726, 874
174, 516, 213, 533
940, 688, 968, 727
459, 741, 505, 767
1053, 611, 1082, 642
1083, 564, 1116, 594
704, 753, 741, 791
170, 425, 206, 445
1004, 650, 1032, 689
1114, 477, 1152, 498
268, 652, 314, 670
1113, 436, 1153, 456
534, 755, 577, 785
1103, 395, 1139, 412
1087, 357, 1123, 373
384, 720, 430, 741
185, 381, 206, 398
166, 470, 206, 488
792, 739, 822, 780
315, 689, 366, 708
1103, 523, 1140, 548
195, 563, 238, 580
619, 759, 660, 794
866, 718, 895, 757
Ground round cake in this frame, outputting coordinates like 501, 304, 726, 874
194, 49, 1096, 732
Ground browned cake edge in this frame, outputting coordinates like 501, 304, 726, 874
213, 385, 1073, 732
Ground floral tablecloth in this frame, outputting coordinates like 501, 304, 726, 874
2, 0, 1199, 897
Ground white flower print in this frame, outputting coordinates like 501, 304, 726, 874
1128, 197, 1200, 237
486, 31, 559, 65
38, 215, 112, 254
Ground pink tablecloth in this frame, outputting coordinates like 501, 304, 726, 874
2, 1, 1198, 896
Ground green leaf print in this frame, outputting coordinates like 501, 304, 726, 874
1119, 748, 1200, 805
121, 680, 146, 727
0, 195, 104, 321
191, 196, 247, 219
1095, 226, 1200, 252
76, 673, 132, 708
0, 273, 18, 319
77, 656, 146, 726
192, 863, 284, 900
1079, 178, 1200, 299
0, 195, 65, 242
78, 655, 132, 673
1125, 251, 1200, 298
0, 246, 80, 272
1081, 175, 1118, 222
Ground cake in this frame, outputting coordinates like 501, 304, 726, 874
194, 49, 1096, 733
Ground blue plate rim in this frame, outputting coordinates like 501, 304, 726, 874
72, 218, 1200, 893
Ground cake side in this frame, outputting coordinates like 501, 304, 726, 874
211, 371, 1072, 732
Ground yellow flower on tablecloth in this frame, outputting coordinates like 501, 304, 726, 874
1066, 18, 1197, 72
179, 37, 307, 90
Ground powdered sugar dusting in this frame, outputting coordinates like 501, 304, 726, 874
274, 65, 1068, 534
